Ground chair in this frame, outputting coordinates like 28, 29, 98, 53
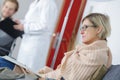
103, 65, 120, 80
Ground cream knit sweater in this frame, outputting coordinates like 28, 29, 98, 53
40, 40, 112, 80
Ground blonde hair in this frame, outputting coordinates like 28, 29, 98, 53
3, 0, 19, 12
82, 13, 111, 40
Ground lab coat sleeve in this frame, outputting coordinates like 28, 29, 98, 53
24, 1, 58, 34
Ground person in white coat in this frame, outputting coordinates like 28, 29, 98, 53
14, 0, 58, 73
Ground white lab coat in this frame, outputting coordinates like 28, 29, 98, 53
17, 0, 58, 73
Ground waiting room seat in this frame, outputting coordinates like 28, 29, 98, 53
103, 65, 120, 80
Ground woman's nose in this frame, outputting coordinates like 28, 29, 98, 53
80, 30, 84, 34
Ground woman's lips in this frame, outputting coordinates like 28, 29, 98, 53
82, 35, 85, 39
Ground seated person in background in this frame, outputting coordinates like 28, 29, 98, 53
0, 0, 19, 56
38, 13, 112, 80
0, 0, 19, 70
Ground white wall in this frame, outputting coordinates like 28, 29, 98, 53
76, 0, 120, 65
15, 0, 34, 19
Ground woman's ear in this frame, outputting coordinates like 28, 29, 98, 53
96, 26, 102, 34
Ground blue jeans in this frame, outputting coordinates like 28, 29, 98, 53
0, 57, 15, 70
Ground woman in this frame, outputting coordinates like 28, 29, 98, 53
38, 13, 112, 80
14, 0, 58, 73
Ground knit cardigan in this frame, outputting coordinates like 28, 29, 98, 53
40, 40, 112, 80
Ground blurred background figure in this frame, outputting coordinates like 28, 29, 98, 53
0, 0, 19, 56
13, 0, 58, 73
0, 0, 19, 70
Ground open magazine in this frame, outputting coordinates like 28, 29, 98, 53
1, 56, 41, 78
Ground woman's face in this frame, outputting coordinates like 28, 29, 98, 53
80, 19, 101, 44
1, 1, 16, 18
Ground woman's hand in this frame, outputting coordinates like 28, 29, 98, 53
38, 66, 53, 74
38, 77, 45, 80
